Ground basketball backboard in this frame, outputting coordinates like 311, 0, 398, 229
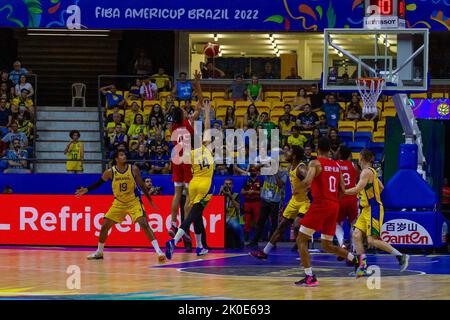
322, 28, 429, 94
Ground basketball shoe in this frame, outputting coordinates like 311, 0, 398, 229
165, 239, 175, 260
295, 275, 319, 287
196, 248, 208, 256
397, 254, 410, 272
87, 251, 103, 260
249, 250, 268, 260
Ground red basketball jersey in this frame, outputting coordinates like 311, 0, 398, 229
171, 119, 193, 159
337, 159, 357, 200
311, 157, 341, 202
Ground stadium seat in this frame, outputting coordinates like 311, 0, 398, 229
347, 141, 367, 153
202, 92, 212, 100
351, 152, 360, 160
339, 131, 353, 144
291, 110, 301, 117
271, 103, 285, 111
357, 121, 374, 132
369, 142, 385, 155
254, 101, 271, 114
377, 120, 386, 132
354, 132, 372, 144
431, 92, 445, 99
270, 110, 285, 124
338, 121, 356, 132
212, 91, 226, 100
282, 91, 297, 102
383, 103, 396, 113
382, 110, 396, 119
235, 101, 250, 109
265, 91, 281, 101
372, 131, 385, 142
143, 100, 160, 109
316, 111, 325, 118
410, 93, 428, 99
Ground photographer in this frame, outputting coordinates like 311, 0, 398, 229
144, 177, 162, 195
220, 178, 244, 249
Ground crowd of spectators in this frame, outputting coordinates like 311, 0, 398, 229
0, 61, 34, 174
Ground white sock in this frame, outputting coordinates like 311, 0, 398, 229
305, 267, 313, 276
174, 228, 185, 243
97, 242, 104, 254
195, 234, 203, 249
171, 221, 177, 227
263, 242, 274, 255
152, 240, 163, 255
347, 252, 354, 261
390, 248, 402, 256
335, 224, 344, 247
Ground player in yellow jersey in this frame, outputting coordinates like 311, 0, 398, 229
345, 149, 409, 276
165, 98, 214, 259
250, 145, 310, 259
75, 149, 166, 263
64, 130, 84, 173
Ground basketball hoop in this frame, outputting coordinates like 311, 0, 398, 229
356, 77, 385, 116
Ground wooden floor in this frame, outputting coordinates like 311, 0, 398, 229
0, 246, 449, 300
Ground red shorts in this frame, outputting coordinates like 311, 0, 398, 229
300, 199, 339, 236
172, 163, 192, 184
338, 197, 358, 224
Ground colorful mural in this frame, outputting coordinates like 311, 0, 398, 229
0, 0, 448, 31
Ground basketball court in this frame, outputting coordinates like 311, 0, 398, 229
1, 246, 449, 300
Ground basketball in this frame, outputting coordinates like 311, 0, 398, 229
203, 42, 220, 57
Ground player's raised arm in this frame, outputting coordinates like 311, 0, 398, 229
296, 163, 307, 181
345, 168, 371, 195
75, 169, 112, 197
300, 160, 319, 188
203, 98, 212, 144
132, 164, 159, 210
192, 70, 203, 121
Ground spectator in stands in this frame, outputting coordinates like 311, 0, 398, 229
278, 105, 296, 145
255, 112, 277, 142
345, 96, 362, 121
148, 104, 165, 126
172, 72, 193, 103
223, 106, 236, 129
148, 117, 163, 141
293, 88, 311, 111
308, 84, 326, 112
322, 94, 342, 129
1, 71, 15, 97
134, 49, 152, 75
317, 114, 328, 134
128, 79, 142, 100
149, 132, 169, 156
226, 75, 247, 101
9, 61, 28, 85
100, 84, 126, 110
141, 78, 158, 101
310, 128, 322, 152
244, 104, 259, 130
0, 83, 12, 101
201, 62, 225, 79
4, 138, 30, 173
109, 124, 128, 151
144, 177, 163, 195
150, 145, 169, 174
9, 103, 19, 120
279, 144, 291, 172
106, 106, 125, 123
107, 112, 127, 135
260, 62, 276, 79
0, 97, 12, 135
128, 114, 147, 141
286, 67, 302, 79
152, 68, 171, 92
328, 128, 342, 158
221, 178, 244, 249
296, 104, 319, 132
16, 113, 33, 142
125, 102, 143, 127
247, 76, 263, 102
2, 121, 28, 148
64, 130, 84, 174
241, 166, 262, 242
131, 143, 150, 174
15, 75, 33, 98
12, 89, 34, 118
304, 143, 316, 164
287, 125, 308, 148
2, 185, 13, 193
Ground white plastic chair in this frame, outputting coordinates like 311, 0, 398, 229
72, 83, 86, 107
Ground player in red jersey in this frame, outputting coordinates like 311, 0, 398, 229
169, 71, 202, 238
335, 145, 359, 258
295, 137, 356, 287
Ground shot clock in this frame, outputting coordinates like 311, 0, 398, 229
364, 0, 406, 29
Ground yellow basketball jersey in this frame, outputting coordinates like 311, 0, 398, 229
359, 167, 382, 208
191, 145, 214, 179
289, 162, 308, 203
111, 164, 138, 203
68, 141, 82, 161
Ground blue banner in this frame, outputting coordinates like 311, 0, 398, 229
410, 98, 450, 120
0, 0, 449, 31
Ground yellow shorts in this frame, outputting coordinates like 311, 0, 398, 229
66, 161, 83, 172
354, 205, 384, 238
188, 177, 212, 206
104, 198, 146, 223
282, 198, 311, 220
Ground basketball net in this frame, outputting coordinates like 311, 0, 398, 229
356, 78, 385, 116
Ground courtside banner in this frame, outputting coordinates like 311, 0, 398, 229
0, 195, 225, 248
